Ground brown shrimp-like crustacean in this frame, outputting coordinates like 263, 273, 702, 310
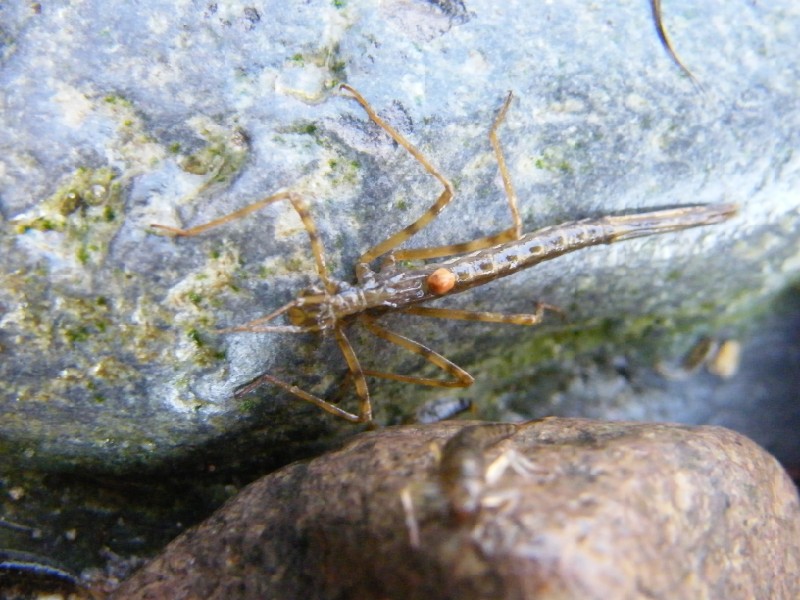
152, 84, 736, 423
401, 422, 542, 547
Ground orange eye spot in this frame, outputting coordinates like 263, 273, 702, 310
427, 268, 456, 295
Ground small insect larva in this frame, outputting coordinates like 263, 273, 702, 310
152, 84, 736, 424
438, 423, 519, 522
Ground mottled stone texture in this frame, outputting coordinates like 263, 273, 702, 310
111, 419, 800, 599
2, 0, 800, 472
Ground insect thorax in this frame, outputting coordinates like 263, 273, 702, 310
287, 286, 336, 329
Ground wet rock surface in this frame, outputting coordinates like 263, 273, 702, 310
1, 0, 799, 471
1, 0, 799, 590
111, 419, 800, 599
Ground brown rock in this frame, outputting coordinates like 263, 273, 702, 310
111, 418, 800, 599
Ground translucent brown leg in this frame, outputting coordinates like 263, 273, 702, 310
341, 84, 455, 265
340, 301, 562, 391
333, 327, 373, 422
401, 302, 564, 325
150, 190, 337, 294
235, 325, 373, 423
215, 296, 327, 333
343, 85, 523, 263
359, 314, 474, 388
234, 371, 364, 422
347, 302, 562, 394
392, 90, 524, 261
650, 0, 700, 86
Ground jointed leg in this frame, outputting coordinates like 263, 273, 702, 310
343, 85, 523, 264
150, 190, 337, 294
215, 295, 328, 334
234, 372, 364, 422
341, 84, 455, 265
348, 301, 562, 390
650, 0, 699, 86
234, 326, 373, 423
333, 327, 373, 422
401, 302, 564, 325
359, 314, 474, 388
344, 303, 561, 394
348, 90, 522, 266
488, 91, 522, 240
392, 91, 524, 261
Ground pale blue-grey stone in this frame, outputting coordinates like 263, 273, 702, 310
0, 0, 798, 472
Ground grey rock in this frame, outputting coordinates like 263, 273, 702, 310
0, 0, 798, 474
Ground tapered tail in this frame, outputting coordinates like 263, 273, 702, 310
607, 203, 737, 242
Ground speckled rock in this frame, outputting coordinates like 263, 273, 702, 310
2, 0, 800, 473
111, 418, 800, 599
2, 0, 800, 584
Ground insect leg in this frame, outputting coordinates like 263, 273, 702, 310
340, 84, 455, 265
390, 91, 525, 261
333, 326, 374, 422
234, 372, 364, 422
215, 295, 328, 333
359, 314, 474, 387
488, 90, 522, 239
650, 0, 700, 86
150, 190, 337, 293
401, 302, 564, 325
234, 325, 373, 422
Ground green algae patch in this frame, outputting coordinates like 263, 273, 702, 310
186, 327, 227, 367
0, 261, 175, 408
178, 122, 250, 199
100, 94, 166, 171
13, 167, 125, 268
533, 147, 574, 175
275, 43, 349, 102
325, 157, 361, 187
479, 308, 738, 385
160, 242, 242, 367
